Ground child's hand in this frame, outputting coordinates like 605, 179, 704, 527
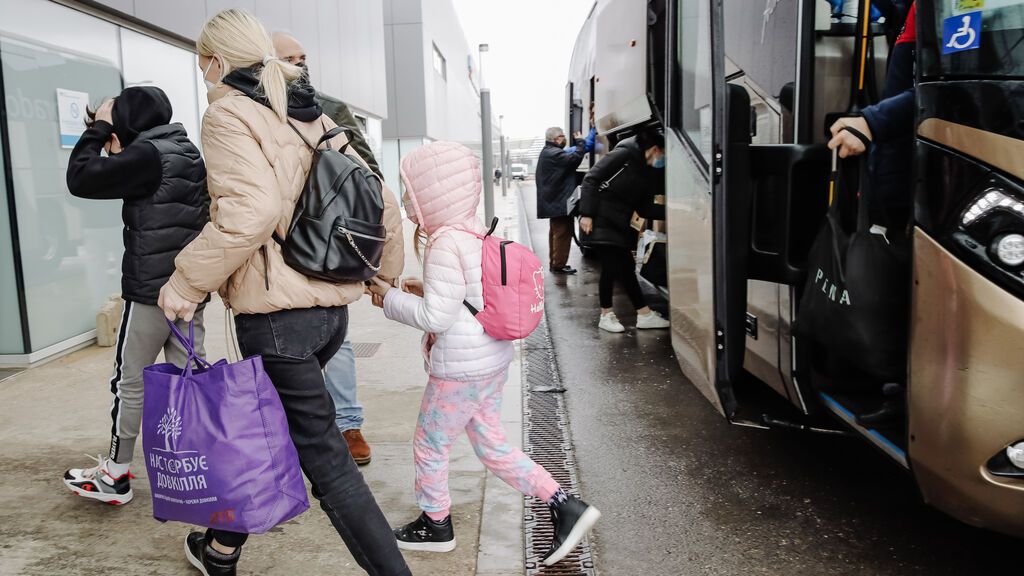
402, 278, 424, 297
96, 99, 115, 125
367, 276, 391, 297
370, 293, 384, 308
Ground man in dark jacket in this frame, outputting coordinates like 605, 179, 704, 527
829, 1, 916, 229
62, 86, 208, 505
535, 126, 594, 274
272, 32, 381, 179
273, 31, 378, 466
827, 1, 915, 425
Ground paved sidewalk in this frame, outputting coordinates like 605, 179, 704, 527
0, 187, 527, 575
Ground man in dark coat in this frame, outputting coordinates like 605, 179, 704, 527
272, 32, 381, 179
535, 126, 594, 274
273, 31, 378, 466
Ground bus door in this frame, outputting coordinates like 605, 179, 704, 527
666, 0, 829, 418
664, 0, 729, 415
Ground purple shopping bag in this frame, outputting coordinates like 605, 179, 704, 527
142, 321, 309, 534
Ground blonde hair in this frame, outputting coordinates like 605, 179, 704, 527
197, 9, 301, 121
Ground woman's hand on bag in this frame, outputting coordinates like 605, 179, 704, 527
158, 283, 198, 322
580, 217, 594, 235
402, 277, 424, 297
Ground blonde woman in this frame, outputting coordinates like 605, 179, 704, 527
157, 10, 409, 576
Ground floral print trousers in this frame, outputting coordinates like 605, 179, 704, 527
413, 369, 560, 516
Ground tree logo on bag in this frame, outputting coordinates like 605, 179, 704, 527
157, 407, 183, 452
150, 405, 211, 495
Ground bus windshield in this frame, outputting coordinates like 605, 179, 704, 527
923, 1, 1024, 78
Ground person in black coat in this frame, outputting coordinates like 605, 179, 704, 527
535, 126, 594, 274
61, 86, 209, 505
826, 1, 915, 425
579, 129, 670, 333
829, 0, 916, 229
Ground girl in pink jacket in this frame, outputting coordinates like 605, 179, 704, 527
367, 142, 599, 566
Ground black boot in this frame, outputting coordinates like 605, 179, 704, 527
185, 531, 240, 576
393, 512, 457, 552
541, 495, 601, 566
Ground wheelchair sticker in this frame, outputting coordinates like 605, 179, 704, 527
943, 11, 982, 54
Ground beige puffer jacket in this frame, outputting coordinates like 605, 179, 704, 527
168, 85, 403, 314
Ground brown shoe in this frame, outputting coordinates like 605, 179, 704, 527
343, 429, 372, 466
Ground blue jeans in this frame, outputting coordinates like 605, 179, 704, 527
324, 338, 364, 432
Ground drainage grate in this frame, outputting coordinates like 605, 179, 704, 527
522, 316, 598, 576
351, 342, 382, 358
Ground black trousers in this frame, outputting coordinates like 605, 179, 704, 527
210, 306, 410, 576
598, 245, 647, 310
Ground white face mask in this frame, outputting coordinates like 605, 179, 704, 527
202, 56, 222, 91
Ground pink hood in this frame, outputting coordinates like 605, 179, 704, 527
399, 141, 481, 236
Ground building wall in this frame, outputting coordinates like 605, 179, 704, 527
383, 0, 427, 139
88, 0, 388, 119
420, 0, 482, 148
381, 0, 485, 188
0, 0, 389, 361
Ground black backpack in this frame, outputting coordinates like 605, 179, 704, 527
274, 122, 386, 283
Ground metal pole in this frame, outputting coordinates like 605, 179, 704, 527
499, 126, 508, 198
481, 89, 495, 222
504, 138, 511, 184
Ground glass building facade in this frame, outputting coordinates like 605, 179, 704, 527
0, 0, 206, 362
0, 0, 388, 365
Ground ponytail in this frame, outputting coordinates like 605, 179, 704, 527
197, 9, 301, 122
259, 57, 299, 121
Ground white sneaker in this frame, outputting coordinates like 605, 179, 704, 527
636, 311, 670, 329
598, 313, 625, 333
63, 454, 134, 505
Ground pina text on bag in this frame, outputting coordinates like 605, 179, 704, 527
814, 268, 852, 306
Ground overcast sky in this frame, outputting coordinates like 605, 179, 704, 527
451, 0, 594, 139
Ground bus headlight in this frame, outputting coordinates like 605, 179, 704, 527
1008, 442, 1024, 470
993, 234, 1024, 268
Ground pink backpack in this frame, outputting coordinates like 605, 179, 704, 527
461, 218, 545, 340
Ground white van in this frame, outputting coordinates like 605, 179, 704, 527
510, 164, 528, 180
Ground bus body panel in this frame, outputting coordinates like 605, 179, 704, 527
909, 230, 1024, 538
593, 0, 650, 134
665, 130, 722, 414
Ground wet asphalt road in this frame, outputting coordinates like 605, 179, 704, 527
519, 183, 1018, 576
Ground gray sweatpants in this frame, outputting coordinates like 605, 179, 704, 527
107, 300, 206, 463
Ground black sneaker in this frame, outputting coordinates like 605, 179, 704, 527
63, 455, 133, 505
542, 495, 601, 566
550, 266, 578, 275
185, 531, 240, 576
393, 512, 457, 552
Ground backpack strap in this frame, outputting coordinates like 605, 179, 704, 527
288, 119, 351, 153
458, 217, 500, 316
287, 120, 316, 150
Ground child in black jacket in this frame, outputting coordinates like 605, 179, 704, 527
62, 86, 209, 505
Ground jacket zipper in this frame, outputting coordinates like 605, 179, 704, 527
337, 225, 385, 241
500, 241, 512, 286
260, 245, 270, 291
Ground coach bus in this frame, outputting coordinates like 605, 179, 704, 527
566, 0, 1024, 537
